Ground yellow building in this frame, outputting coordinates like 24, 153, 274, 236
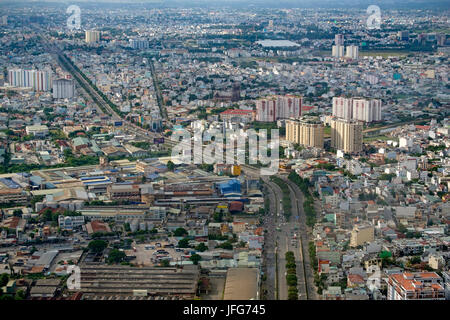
231, 165, 241, 176
85, 30, 101, 43
330, 117, 363, 153
286, 116, 324, 148
350, 225, 374, 247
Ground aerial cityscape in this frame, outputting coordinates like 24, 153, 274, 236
0, 0, 449, 306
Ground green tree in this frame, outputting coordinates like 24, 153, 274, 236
213, 210, 223, 222
195, 243, 208, 252
160, 259, 170, 267
217, 241, 233, 250
190, 254, 202, 265
177, 238, 190, 248
173, 227, 188, 237
15, 289, 26, 300
0, 273, 9, 287
286, 274, 297, 286
107, 249, 126, 264
13, 209, 22, 217
167, 160, 175, 171
88, 240, 108, 253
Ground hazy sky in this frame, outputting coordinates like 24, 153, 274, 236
4, 0, 449, 9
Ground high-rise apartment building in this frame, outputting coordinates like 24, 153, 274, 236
332, 45, 345, 58
352, 98, 382, 122
331, 118, 363, 153
8, 69, 52, 92
332, 97, 353, 120
256, 95, 302, 122
387, 272, 445, 300
286, 116, 324, 148
345, 45, 359, 59
85, 30, 101, 43
332, 97, 381, 123
52, 78, 75, 99
335, 34, 344, 46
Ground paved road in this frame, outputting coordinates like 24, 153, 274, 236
262, 177, 289, 300
282, 175, 318, 300
260, 181, 277, 300
283, 183, 308, 301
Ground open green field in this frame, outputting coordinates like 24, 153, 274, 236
363, 135, 397, 142
359, 51, 409, 58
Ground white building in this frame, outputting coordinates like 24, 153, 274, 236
332, 45, 345, 58
352, 98, 382, 122
345, 45, 359, 59
58, 215, 85, 231
332, 97, 353, 120
25, 125, 49, 137
399, 137, 413, 148
129, 39, 150, 49
53, 79, 75, 99
85, 30, 101, 43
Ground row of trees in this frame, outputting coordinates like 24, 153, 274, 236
285, 251, 298, 300
270, 176, 292, 219
288, 172, 316, 227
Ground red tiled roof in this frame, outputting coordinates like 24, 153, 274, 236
348, 274, 365, 284
229, 201, 244, 212
220, 109, 254, 115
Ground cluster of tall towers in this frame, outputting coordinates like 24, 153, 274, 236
332, 34, 359, 59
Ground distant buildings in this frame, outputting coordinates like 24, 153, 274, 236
332, 97, 381, 123
332, 34, 359, 59
387, 272, 445, 300
345, 45, 359, 59
8, 69, 52, 92
255, 95, 302, 122
52, 78, 75, 99
335, 34, 344, 46
129, 39, 150, 49
332, 34, 345, 58
332, 45, 345, 58
397, 31, 409, 41
85, 30, 101, 43
286, 116, 324, 148
331, 118, 363, 153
